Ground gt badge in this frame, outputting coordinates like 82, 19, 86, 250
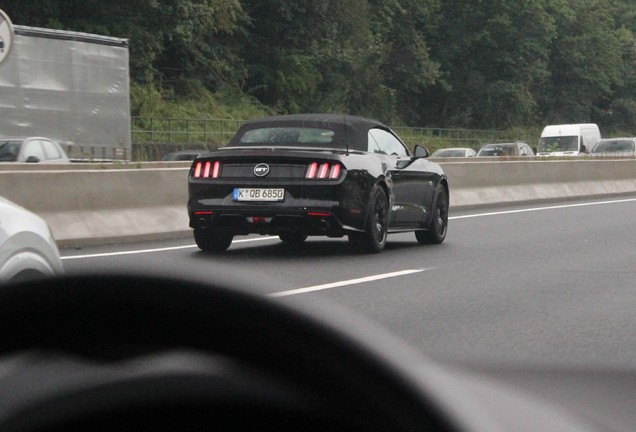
254, 163, 270, 177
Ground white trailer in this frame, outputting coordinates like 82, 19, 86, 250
0, 20, 131, 161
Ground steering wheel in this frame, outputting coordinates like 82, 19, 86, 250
0, 272, 467, 431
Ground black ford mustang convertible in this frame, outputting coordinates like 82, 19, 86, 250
188, 114, 449, 253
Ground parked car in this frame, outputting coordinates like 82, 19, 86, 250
590, 137, 636, 157
188, 114, 449, 253
0, 136, 70, 163
161, 150, 206, 161
477, 141, 534, 157
431, 147, 476, 157
0, 196, 64, 282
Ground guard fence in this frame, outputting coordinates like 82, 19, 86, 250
130, 116, 541, 161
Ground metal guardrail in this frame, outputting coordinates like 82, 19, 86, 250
132, 117, 242, 144
130, 117, 541, 161
131, 117, 244, 161
392, 126, 540, 149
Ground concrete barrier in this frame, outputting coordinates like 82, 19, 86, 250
442, 159, 636, 209
1, 164, 190, 246
2, 159, 636, 246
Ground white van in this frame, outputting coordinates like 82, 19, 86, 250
536, 124, 601, 157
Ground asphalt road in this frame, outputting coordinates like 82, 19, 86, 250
60, 196, 636, 370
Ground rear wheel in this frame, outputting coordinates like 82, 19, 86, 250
278, 232, 308, 245
350, 187, 388, 253
194, 229, 234, 253
415, 185, 448, 245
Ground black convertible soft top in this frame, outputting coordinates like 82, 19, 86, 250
227, 114, 392, 152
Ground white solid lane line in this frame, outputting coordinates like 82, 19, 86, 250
61, 244, 196, 260
267, 269, 429, 298
449, 197, 636, 220
61, 236, 277, 260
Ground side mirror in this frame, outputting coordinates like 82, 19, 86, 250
414, 145, 429, 158
26, 156, 41, 163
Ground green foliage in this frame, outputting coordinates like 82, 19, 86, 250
594, 21, 636, 132
130, 82, 271, 120
427, 0, 556, 128
4, 0, 248, 90
543, 0, 623, 123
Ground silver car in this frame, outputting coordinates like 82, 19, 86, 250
477, 141, 535, 157
0, 136, 70, 163
430, 147, 477, 157
0, 196, 64, 282
590, 137, 636, 157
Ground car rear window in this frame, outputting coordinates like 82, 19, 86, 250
237, 127, 337, 147
478, 145, 516, 156
434, 149, 466, 157
592, 140, 635, 153
0, 141, 20, 162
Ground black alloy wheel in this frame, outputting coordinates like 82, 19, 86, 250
194, 229, 234, 253
349, 187, 388, 253
415, 185, 448, 245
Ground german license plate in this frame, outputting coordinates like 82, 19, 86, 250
233, 188, 284, 202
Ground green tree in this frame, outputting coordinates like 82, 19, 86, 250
370, 0, 440, 124
306, 0, 400, 121
239, 0, 331, 112
595, 0, 636, 132
240, 0, 440, 123
426, 0, 556, 128
541, 0, 623, 123
4, 0, 248, 95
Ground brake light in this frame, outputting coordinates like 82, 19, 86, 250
193, 161, 221, 178
305, 162, 342, 179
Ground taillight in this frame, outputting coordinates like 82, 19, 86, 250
317, 163, 329, 179
192, 161, 221, 178
305, 162, 342, 179
329, 164, 341, 179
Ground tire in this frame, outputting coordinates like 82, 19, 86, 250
415, 185, 448, 245
279, 232, 308, 245
350, 187, 388, 253
193, 229, 233, 253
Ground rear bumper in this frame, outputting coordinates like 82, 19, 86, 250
188, 180, 371, 236
189, 207, 356, 237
